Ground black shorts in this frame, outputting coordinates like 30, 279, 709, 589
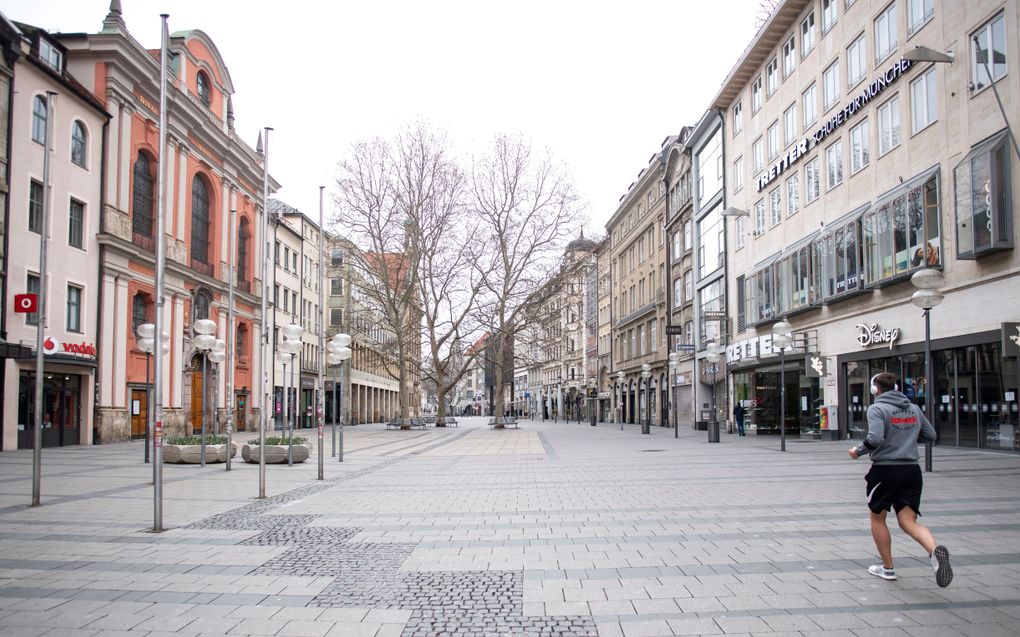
865, 464, 923, 515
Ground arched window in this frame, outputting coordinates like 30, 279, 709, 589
132, 293, 150, 336
236, 323, 247, 358
196, 71, 211, 106
132, 152, 154, 238
237, 218, 250, 283
192, 289, 211, 322
191, 175, 210, 264
71, 121, 87, 167
32, 95, 47, 143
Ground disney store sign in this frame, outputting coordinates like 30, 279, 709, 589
855, 323, 900, 350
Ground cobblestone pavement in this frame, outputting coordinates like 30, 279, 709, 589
0, 418, 1019, 636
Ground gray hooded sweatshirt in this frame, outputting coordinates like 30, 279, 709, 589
856, 391, 937, 464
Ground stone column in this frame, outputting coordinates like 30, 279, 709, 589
175, 144, 189, 242
163, 138, 177, 238
118, 103, 133, 212
99, 272, 119, 407
171, 295, 184, 408
106, 99, 121, 210
113, 277, 129, 408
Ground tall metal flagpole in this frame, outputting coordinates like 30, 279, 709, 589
317, 187, 325, 480
152, 14, 170, 530
259, 128, 272, 498
226, 208, 236, 471
31, 91, 55, 506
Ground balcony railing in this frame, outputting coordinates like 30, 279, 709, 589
132, 231, 155, 252
190, 258, 214, 277
237, 279, 251, 294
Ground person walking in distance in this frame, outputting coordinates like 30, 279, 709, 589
849, 372, 952, 587
733, 402, 747, 436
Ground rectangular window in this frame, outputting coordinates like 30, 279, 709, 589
972, 13, 1007, 91
696, 128, 723, 205
39, 40, 62, 71
29, 180, 43, 233
274, 284, 279, 307
821, 0, 837, 32
765, 58, 778, 96
274, 241, 280, 264
826, 139, 844, 189
683, 270, 692, 301
683, 220, 692, 251
878, 94, 901, 155
735, 216, 747, 249
330, 278, 342, 295
732, 100, 743, 134
767, 122, 779, 159
847, 34, 866, 87
783, 35, 797, 77
283, 246, 289, 271
673, 277, 683, 307
801, 11, 816, 58
733, 156, 744, 192
784, 104, 797, 145
292, 291, 297, 315
754, 199, 766, 235
786, 174, 800, 216
875, 3, 897, 63
911, 67, 937, 133
26, 274, 40, 325
863, 172, 942, 283
697, 204, 723, 279
330, 308, 342, 326
805, 156, 821, 202
769, 187, 782, 226
803, 84, 817, 128
823, 60, 840, 109
751, 76, 763, 112
672, 230, 681, 260
753, 138, 764, 171
850, 119, 870, 173
67, 285, 82, 332
68, 199, 84, 249
908, 0, 933, 34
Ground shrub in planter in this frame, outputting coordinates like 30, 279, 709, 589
241, 436, 311, 464
162, 435, 237, 464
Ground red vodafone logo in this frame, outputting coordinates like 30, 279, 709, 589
43, 337, 60, 355
63, 342, 97, 357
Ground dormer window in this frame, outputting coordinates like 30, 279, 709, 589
39, 40, 62, 71
196, 70, 211, 106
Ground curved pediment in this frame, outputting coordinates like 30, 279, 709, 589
170, 28, 234, 96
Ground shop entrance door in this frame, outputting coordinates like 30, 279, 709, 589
131, 389, 148, 438
190, 369, 205, 435
845, 362, 868, 439
235, 394, 247, 431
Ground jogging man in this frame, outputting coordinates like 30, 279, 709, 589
848, 372, 952, 587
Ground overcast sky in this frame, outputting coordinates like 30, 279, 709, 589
7, 0, 764, 233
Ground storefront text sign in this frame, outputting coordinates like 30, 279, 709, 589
726, 333, 805, 363
757, 58, 913, 192
855, 323, 900, 350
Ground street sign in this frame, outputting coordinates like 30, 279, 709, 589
702, 311, 727, 321
676, 343, 695, 352
665, 326, 684, 335
14, 293, 37, 313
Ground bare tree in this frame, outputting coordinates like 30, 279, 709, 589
333, 122, 487, 423
755, 0, 780, 28
471, 135, 581, 421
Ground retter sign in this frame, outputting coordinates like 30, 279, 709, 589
757, 57, 913, 192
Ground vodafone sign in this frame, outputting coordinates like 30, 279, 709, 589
43, 336, 97, 359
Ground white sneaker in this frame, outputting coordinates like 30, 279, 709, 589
868, 564, 897, 580
932, 545, 953, 588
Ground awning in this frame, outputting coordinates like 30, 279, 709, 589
822, 202, 871, 235
0, 341, 32, 359
956, 129, 1010, 170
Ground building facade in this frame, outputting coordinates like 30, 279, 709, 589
2, 21, 108, 449
55, 5, 269, 443
718, 0, 1019, 450
608, 144, 671, 428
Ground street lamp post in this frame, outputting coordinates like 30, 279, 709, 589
137, 323, 155, 463
277, 323, 304, 467
772, 320, 793, 452
589, 381, 597, 427
705, 343, 725, 443
641, 363, 651, 434
669, 354, 679, 438
209, 348, 226, 453
911, 268, 945, 472
616, 370, 625, 430
193, 319, 219, 467
327, 333, 351, 461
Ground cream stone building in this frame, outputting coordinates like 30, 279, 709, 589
607, 142, 672, 430
716, 0, 1019, 450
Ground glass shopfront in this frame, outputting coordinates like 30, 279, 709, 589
17, 371, 83, 448
841, 337, 1018, 451
732, 360, 822, 437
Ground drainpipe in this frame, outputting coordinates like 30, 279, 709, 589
93, 113, 110, 444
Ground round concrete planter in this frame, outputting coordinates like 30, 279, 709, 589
162, 442, 237, 464
241, 442, 311, 464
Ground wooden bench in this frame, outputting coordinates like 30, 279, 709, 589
386, 418, 426, 430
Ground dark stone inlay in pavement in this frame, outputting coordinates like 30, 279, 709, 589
239, 525, 362, 546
